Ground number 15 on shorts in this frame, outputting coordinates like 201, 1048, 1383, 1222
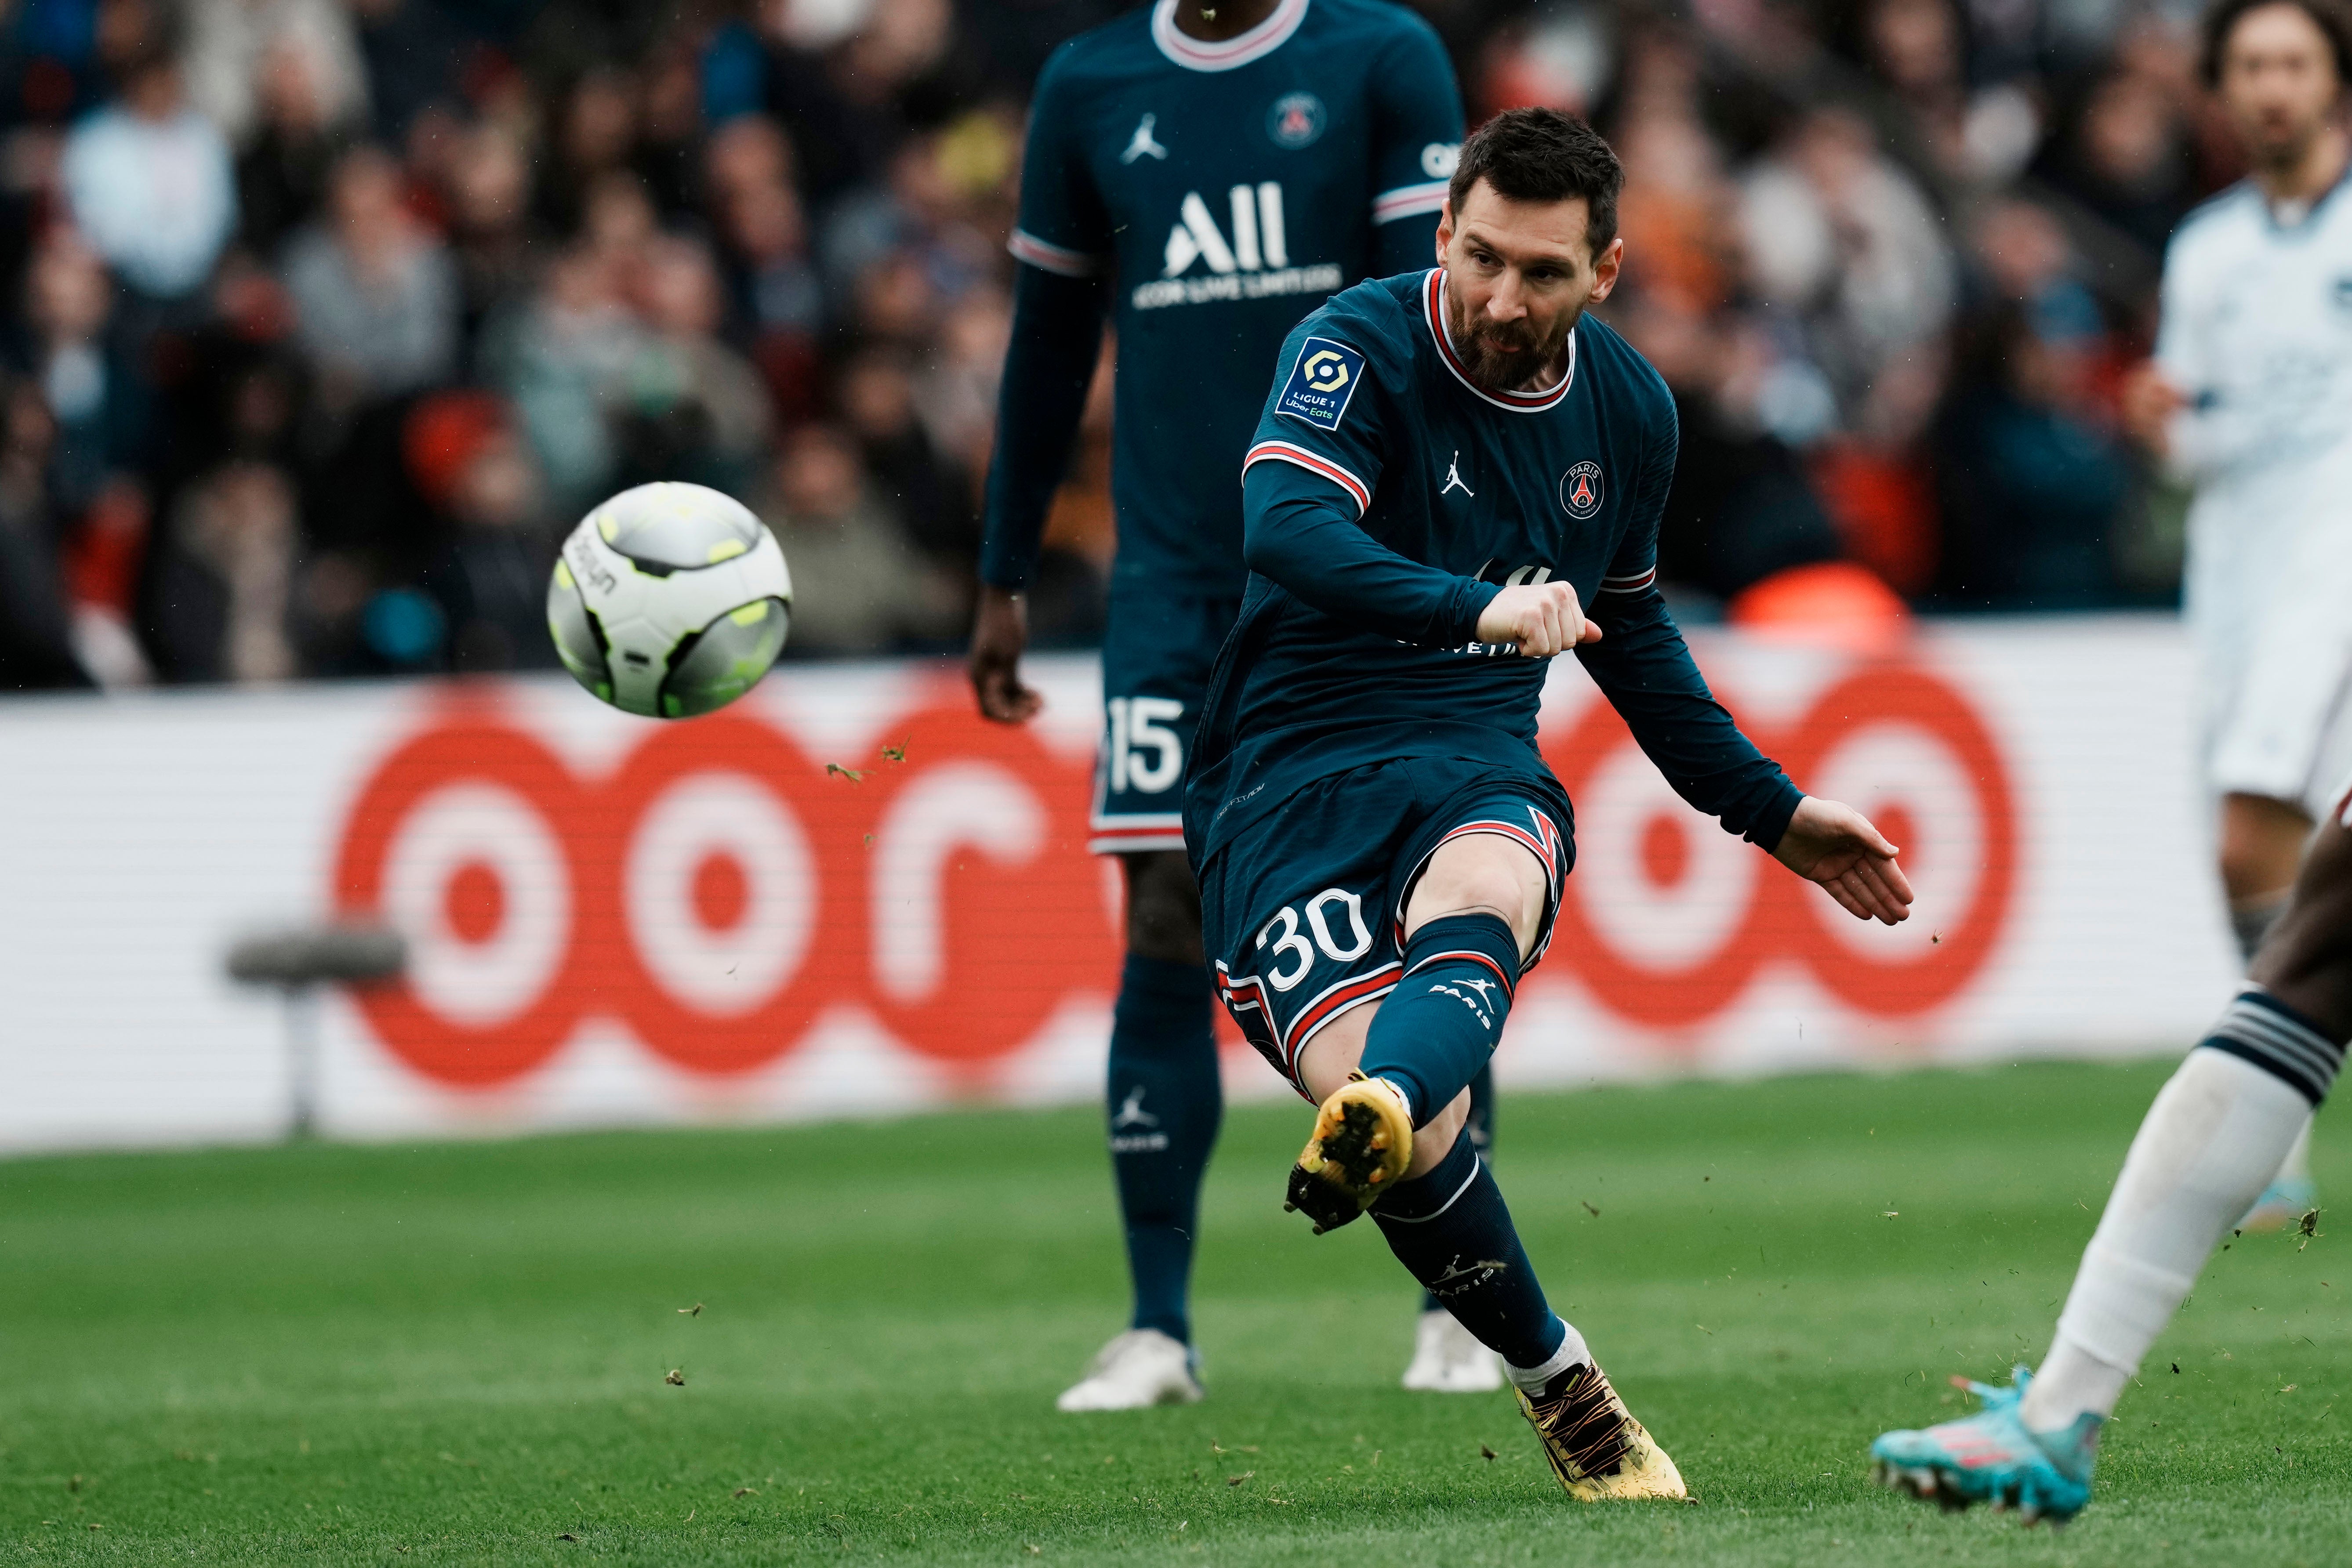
1107, 697, 1185, 794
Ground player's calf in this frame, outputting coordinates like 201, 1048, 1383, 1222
1358, 911, 1524, 1129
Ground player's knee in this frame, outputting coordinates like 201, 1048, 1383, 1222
1408, 873, 1534, 953
2218, 793, 2309, 902
1125, 851, 1203, 965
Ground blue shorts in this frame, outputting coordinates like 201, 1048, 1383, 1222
1090, 587, 1241, 856
1200, 757, 1573, 1096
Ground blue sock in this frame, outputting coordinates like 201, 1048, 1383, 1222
1373, 1131, 1564, 1369
1359, 913, 1520, 1128
1106, 952, 1220, 1345
1421, 1061, 1493, 1315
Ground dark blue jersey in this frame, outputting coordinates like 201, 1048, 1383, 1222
1185, 269, 1804, 858
979, 0, 1463, 596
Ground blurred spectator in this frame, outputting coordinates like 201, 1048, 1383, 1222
410, 390, 557, 672
0, 378, 92, 689
1739, 108, 1955, 441
911, 279, 1009, 477
760, 422, 963, 655
483, 244, 641, 515
439, 122, 534, 351
18, 227, 138, 514
60, 37, 236, 304
283, 145, 459, 402
622, 233, 774, 497
2033, 64, 2197, 265
703, 115, 823, 419
144, 460, 300, 683
348, 0, 466, 146
1933, 297, 2135, 608
233, 28, 359, 257
1621, 301, 1847, 609
184, 0, 368, 148
838, 343, 972, 569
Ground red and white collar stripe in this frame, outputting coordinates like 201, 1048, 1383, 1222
1151, 0, 1309, 72
1423, 269, 1575, 414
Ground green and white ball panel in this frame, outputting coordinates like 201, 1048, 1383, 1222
546, 482, 794, 719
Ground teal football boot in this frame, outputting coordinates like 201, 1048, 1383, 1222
1869, 1366, 2097, 1526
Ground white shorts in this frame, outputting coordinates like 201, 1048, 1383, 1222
2190, 453, 2352, 821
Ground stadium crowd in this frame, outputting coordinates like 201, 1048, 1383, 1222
0, 0, 2236, 688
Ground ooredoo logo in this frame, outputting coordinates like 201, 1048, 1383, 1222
1542, 665, 2017, 1029
331, 662, 2016, 1090
331, 689, 1116, 1088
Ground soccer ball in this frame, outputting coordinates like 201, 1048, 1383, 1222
547, 482, 793, 718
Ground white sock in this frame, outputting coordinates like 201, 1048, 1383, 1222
1505, 1318, 1589, 1394
2019, 1048, 2312, 1433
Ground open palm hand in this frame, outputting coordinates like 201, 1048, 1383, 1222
1772, 796, 1915, 925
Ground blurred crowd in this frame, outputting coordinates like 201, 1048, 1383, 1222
0, 0, 2244, 689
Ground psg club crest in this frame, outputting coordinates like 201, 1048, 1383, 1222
1560, 460, 1604, 519
1267, 92, 1327, 149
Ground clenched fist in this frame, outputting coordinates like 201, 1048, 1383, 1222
1474, 579, 1604, 657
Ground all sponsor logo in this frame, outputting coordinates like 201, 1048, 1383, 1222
1132, 182, 1341, 310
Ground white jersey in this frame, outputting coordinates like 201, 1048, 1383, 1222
2156, 172, 2352, 817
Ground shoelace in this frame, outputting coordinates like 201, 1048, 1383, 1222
1527, 1363, 1632, 1479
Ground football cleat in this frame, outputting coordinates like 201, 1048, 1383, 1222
1401, 1307, 1505, 1392
2238, 1174, 2319, 1234
1054, 1329, 1204, 1412
1869, 1366, 2097, 1526
1284, 1073, 1413, 1234
1516, 1360, 1688, 1501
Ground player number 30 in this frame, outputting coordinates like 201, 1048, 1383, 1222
1106, 696, 1185, 794
1257, 887, 1375, 990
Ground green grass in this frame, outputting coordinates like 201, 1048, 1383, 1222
3, 1060, 2348, 1565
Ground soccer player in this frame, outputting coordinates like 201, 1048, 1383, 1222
1871, 779, 2352, 1525
967, 0, 1481, 1409
2120, 0, 2352, 1227
1185, 107, 1913, 1498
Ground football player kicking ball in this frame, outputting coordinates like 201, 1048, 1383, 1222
1183, 106, 1913, 1499
969, 0, 1490, 1408
1872, 781, 2352, 1525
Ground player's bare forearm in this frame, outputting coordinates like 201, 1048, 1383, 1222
1771, 796, 1914, 924
968, 586, 1041, 724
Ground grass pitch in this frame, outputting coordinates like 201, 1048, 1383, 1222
4, 1059, 2349, 1566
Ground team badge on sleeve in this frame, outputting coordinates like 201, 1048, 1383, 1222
1277, 337, 1365, 431
1560, 460, 1604, 519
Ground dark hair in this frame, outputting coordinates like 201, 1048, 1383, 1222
1446, 107, 1625, 259
2200, 0, 2352, 86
